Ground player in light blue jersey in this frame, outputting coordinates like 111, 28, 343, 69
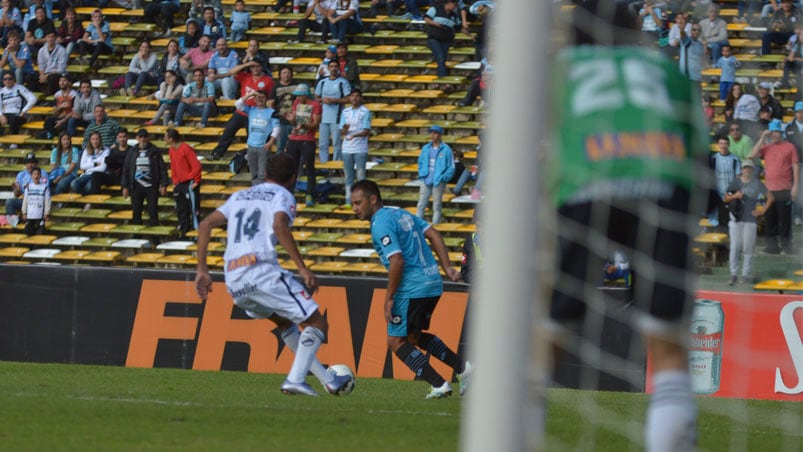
351, 179, 473, 398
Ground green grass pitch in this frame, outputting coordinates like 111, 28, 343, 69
1, 361, 800, 451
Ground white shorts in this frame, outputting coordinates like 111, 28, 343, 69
225, 262, 318, 324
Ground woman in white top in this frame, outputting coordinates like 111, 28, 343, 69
147, 69, 184, 126
123, 40, 158, 97
70, 131, 110, 195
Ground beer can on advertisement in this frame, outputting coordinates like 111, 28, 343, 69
689, 299, 725, 394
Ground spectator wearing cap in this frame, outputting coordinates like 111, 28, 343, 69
41, 73, 76, 139
749, 119, 800, 254
234, 88, 280, 185
336, 42, 361, 89
5, 152, 47, 219
209, 58, 274, 160
285, 83, 321, 206
316, 44, 337, 83
724, 159, 774, 285
416, 125, 455, 224
83, 104, 122, 148
325, 0, 363, 43
339, 88, 371, 206
34, 31, 65, 95
175, 68, 217, 128
0, 71, 36, 138
121, 129, 168, 226
757, 81, 784, 120
270, 65, 298, 154
293, 0, 330, 44
314, 58, 351, 162
207, 37, 240, 100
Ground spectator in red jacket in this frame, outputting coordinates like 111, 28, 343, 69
165, 128, 202, 238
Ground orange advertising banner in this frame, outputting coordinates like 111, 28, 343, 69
647, 290, 803, 401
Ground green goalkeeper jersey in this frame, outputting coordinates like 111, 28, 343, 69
550, 46, 708, 206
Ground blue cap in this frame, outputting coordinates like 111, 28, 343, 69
795, 101, 803, 112
429, 125, 444, 134
327, 45, 337, 53
768, 119, 784, 132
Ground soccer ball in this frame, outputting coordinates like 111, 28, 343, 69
327, 364, 356, 395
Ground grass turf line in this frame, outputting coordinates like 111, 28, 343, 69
1, 362, 801, 451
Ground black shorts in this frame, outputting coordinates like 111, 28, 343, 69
389, 295, 440, 337
550, 188, 694, 326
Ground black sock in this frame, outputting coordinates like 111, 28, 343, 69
395, 342, 445, 387
419, 332, 464, 373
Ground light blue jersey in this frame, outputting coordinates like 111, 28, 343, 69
242, 105, 280, 147
371, 206, 442, 299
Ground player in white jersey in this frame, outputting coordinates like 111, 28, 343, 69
194, 153, 352, 396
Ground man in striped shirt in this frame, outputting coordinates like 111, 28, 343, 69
82, 104, 122, 148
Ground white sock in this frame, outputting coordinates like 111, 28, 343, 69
281, 326, 332, 386
645, 371, 697, 452
285, 326, 328, 384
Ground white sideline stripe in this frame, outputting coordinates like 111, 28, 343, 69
13, 392, 456, 417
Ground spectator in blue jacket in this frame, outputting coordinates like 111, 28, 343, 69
416, 125, 455, 224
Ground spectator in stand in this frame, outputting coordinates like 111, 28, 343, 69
285, 83, 321, 206
458, 59, 493, 107
783, 101, 803, 163
188, 0, 223, 22
229, 0, 250, 43
165, 128, 202, 237
88, 128, 130, 198
70, 130, 110, 196
364, 0, 402, 18
179, 34, 214, 79
83, 104, 122, 148
241, 38, 271, 74
780, 26, 803, 88
734, 83, 762, 139
48, 131, 80, 194
5, 153, 47, 224
122, 41, 159, 97
714, 44, 739, 101
35, 31, 66, 94
728, 121, 756, 161
207, 37, 240, 100
55, 7, 82, 59
665, 12, 691, 58
24, 6, 53, 55
339, 88, 371, 206
147, 69, 183, 126
416, 125, 455, 225
391, 0, 429, 21
757, 81, 784, 119
159, 39, 182, 83
0, 30, 34, 88
724, 82, 744, 123
638, 0, 666, 46
271, 65, 298, 154
175, 68, 217, 128
200, 6, 226, 42
749, 120, 800, 254
77, 9, 112, 68
314, 59, 351, 162
144, 0, 180, 38
0, 72, 36, 138
762, 0, 801, 56
703, 95, 715, 131
710, 136, 742, 228
21, 166, 49, 236
0, 0, 23, 47
315, 45, 337, 83
679, 19, 704, 99
724, 159, 774, 285
69, 80, 102, 137
235, 89, 280, 185
326, 0, 363, 43
209, 58, 273, 160
179, 18, 201, 54
336, 41, 361, 89
699, 4, 729, 63
425, 0, 461, 77
121, 129, 168, 226
22, 0, 52, 27
41, 74, 76, 139
293, 0, 329, 44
